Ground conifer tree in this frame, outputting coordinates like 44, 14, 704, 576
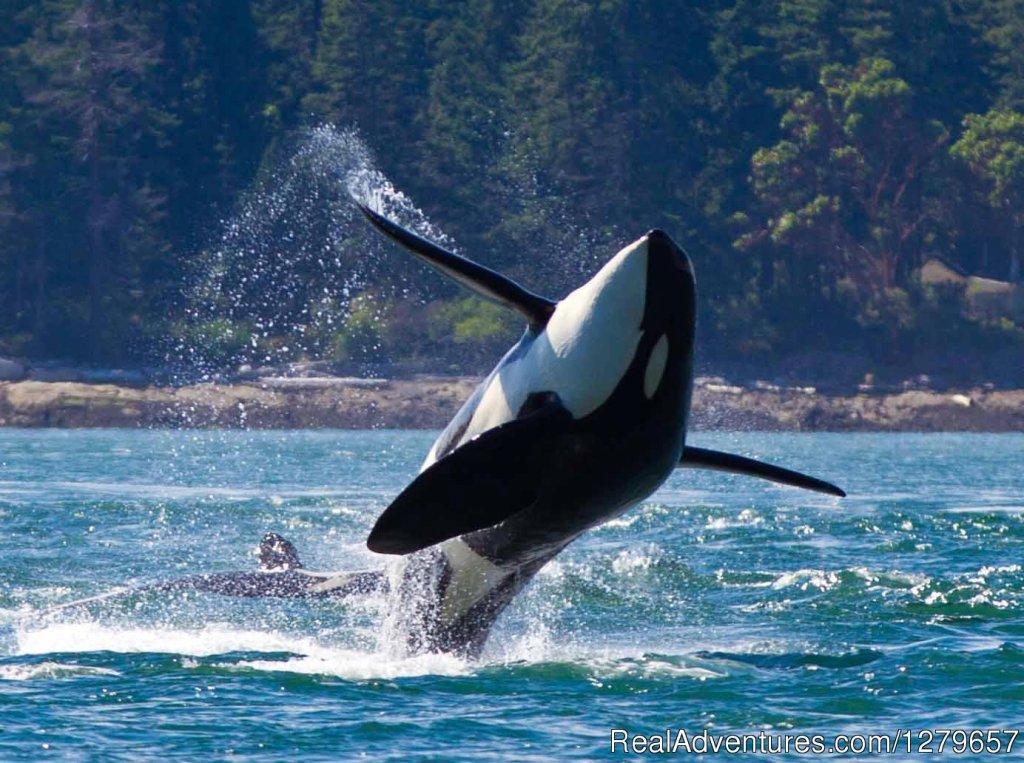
15, 0, 168, 357
740, 57, 950, 347
953, 109, 1024, 281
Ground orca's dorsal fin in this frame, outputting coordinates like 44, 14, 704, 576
357, 203, 556, 330
680, 446, 846, 497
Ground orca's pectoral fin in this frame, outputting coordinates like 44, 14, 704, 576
680, 446, 846, 497
302, 571, 389, 598
41, 587, 137, 616
356, 203, 556, 330
368, 394, 572, 555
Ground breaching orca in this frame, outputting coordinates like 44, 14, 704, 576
354, 204, 845, 657
64, 208, 844, 657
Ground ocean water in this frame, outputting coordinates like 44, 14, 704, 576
0, 429, 1022, 761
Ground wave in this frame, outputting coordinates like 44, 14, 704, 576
0, 661, 121, 681
0, 618, 782, 683
693, 647, 883, 670
228, 651, 469, 680
16, 622, 325, 658
0, 479, 374, 502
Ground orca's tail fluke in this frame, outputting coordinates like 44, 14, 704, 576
680, 446, 846, 497
355, 202, 556, 330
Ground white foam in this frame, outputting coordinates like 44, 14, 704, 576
611, 547, 656, 575
771, 568, 837, 591
626, 659, 727, 681
13, 621, 471, 681
705, 508, 765, 530
6, 620, 822, 683
0, 662, 120, 681
230, 650, 469, 680
602, 514, 640, 530
0, 604, 36, 625
944, 505, 1024, 514
16, 622, 323, 658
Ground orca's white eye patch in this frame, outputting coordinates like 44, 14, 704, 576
643, 334, 669, 399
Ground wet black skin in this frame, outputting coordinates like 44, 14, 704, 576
467, 230, 695, 563
394, 230, 697, 656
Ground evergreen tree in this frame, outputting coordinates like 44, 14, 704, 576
498, 0, 712, 290
151, 0, 269, 244
417, 0, 526, 248
844, 0, 992, 125
251, 0, 320, 130
974, 0, 1024, 110
304, 0, 434, 179
14, 0, 169, 358
740, 57, 950, 348
953, 109, 1024, 281
763, 0, 847, 97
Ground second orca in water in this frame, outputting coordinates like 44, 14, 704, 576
47, 533, 387, 615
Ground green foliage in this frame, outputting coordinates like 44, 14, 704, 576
977, 0, 1024, 111
952, 110, 1024, 211
0, 0, 1020, 375
179, 318, 255, 367
741, 54, 954, 351
332, 293, 388, 363
953, 109, 1024, 281
433, 296, 516, 345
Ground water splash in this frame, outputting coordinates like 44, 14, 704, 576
0, 662, 121, 681
11, 621, 470, 680
169, 123, 619, 382
175, 125, 450, 379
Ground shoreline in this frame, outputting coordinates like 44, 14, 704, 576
0, 378, 1021, 432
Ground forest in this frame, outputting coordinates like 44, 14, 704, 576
1, 0, 1022, 382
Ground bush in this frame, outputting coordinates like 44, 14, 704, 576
178, 318, 255, 368
332, 294, 388, 363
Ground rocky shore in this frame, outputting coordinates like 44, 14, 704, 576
0, 376, 1020, 431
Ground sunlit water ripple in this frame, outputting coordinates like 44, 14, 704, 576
0, 430, 1021, 761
